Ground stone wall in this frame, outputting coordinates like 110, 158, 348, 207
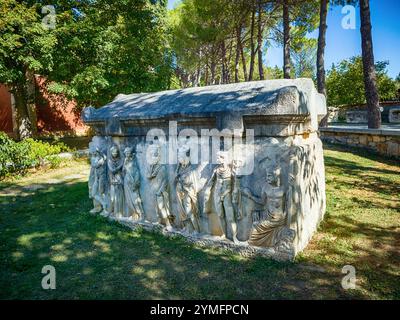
320, 127, 400, 158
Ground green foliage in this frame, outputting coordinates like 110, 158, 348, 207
0, 0, 173, 110
0, 132, 31, 179
265, 66, 284, 80
291, 37, 317, 79
326, 56, 398, 106
170, 0, 320, 87
47, 0, 173, 107
0, 132, 69, 179
0, 0, 57, 86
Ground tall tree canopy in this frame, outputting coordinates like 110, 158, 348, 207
0, 0, 172, 138
169, 0, 319, 87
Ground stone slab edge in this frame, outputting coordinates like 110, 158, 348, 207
320, 127, 400, 137
90, 212, 295, 262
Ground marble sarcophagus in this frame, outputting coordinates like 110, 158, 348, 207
82, 79, 327, 261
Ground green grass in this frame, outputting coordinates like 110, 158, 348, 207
0, 145, 399, 300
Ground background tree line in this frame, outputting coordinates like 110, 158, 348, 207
1, 0, 399, 139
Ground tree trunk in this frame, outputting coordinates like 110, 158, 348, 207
257, 0, 264, 80
196, 64, 201, 87
13, 83, 33, 140
317, 0, 329, 127
235, 25, 241, 82
283, 0, 291, 79
317, 0, 328, 97
221, 41, 227, 84
240, 41, 248, 81
26, 70, 38, 135
210, 59, 216, 85
205, 63, 209, 86
248, 2, 256, 81
226, 37, 233, 83
360, 0, 381, 128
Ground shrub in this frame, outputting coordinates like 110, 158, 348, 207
0, 132, 70, 179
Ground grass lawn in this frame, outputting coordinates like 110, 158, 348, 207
0, 144, 399, 300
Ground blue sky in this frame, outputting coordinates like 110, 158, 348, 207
167, 0, 400, 79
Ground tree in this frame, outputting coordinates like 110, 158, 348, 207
359, 0, 380, 128
0, 0, 57, 139
169, 0, 318, 88
292, 38, 317, 79
316, 0, 328, 97
282, 0, 291, 79
257, 0, 265, 80
317, 0, 357, 127
48, 0, 172, 107
0, 0, 172, 139
326, 57, 397, 106
272, 0, 319, 80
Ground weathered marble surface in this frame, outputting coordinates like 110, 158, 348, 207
346, 110, 368, 124
389, 106, 400, 123
82, 79, 327, 260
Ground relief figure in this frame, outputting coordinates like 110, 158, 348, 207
204, 151, 239, 243
243, 166, 289, 247
147, 144, 173, 229
107, 145, 124, 218
175, 147, 200, 233
89, 148, 108, 214
123, 147, 144, 220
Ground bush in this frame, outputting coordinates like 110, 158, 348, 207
0, 132, 70, 179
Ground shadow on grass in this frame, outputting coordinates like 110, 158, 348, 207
324, 145, 400, 199
317, 213, 400, 296
324, 143, 400, 168
0, 180, 362, 300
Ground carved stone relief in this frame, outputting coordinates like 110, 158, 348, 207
89, 148, 108, 214
175, 146, 200, 233
123, 147, 144, 220
146, 144, 173, 229
83, 79, 327, 260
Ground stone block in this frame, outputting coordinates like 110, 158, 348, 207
388, 106, 400, 123
387, 141, 399, 157
377, 143, 387, 154
359, 135, 368, 145
82, 79, 327, 261
346, 110, 368, 123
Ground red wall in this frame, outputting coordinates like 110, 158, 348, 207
0, 84, 13, 133
35, 76, 87, 135
0, 78, 88, 136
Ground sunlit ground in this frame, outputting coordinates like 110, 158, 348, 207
0, 145, 399, 299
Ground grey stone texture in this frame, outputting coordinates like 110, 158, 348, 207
389, 106, 400, 123
346, 110, 368, 124
82, 79, 327, 261
320, 126, 400, 158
